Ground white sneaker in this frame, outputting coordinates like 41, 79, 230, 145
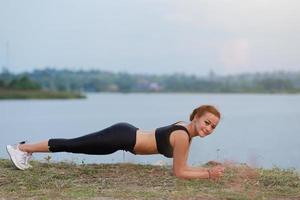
19, 141, 33, 168
6, 144, 31, 170
26, 153, 33, 168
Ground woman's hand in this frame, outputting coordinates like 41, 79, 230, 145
208, 165, 225, 180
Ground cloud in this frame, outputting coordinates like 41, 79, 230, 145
0, 0, 299, 74
165, 0, 300, 33
164, 0, 300, 73
220, 38, 250, 74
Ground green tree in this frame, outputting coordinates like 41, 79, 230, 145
0, 79, 5, 88
8, 76, 41, 90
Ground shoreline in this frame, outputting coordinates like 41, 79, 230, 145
0, 89, 86, 100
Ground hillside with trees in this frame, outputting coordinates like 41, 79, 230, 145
1, 68, 300, 94
0, 71, 85, 99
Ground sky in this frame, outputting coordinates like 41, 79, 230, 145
0, 0, 299, 76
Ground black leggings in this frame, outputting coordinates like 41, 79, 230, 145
48, 122, 138, 155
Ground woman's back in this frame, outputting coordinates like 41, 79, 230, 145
134, 129, 158, 154
133, 121, 190, 156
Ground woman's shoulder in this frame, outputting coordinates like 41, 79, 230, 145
171, 130, 190, 140
169, 129, 190, 151
172, 120, 188, 125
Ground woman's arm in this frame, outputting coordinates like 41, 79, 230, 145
172, 131, 224, 179
172, 131, 210, 179
185, 165, 225, 179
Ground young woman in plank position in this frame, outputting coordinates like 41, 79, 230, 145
6, 105, 225, 179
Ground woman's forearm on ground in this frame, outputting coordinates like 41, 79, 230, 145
181, 165, 226, 180
186, 166, 208, 172
174, 168, 210, 179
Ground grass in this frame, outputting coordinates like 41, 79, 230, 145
0, 89, 85, 99
0, 158, 300, 199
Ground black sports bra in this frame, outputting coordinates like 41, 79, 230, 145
155, 122, 191, 158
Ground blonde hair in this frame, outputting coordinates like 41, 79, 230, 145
189, 105, 221, 121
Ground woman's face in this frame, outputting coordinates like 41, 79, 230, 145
194, 112, 220, 137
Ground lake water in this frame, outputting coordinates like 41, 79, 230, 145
1, 93, 300, 169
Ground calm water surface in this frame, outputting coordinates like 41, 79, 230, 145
1, 93, 300, 168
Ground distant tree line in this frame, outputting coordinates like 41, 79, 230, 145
1, 68, 300, 93
0, 75, 41, 90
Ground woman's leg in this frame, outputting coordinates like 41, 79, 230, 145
7, 123, 137, 170
19, 140, 49, 154
46, 122, 137, 155
18, 122, 137, 155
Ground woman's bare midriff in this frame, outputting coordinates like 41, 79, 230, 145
133, 129, 158, 154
